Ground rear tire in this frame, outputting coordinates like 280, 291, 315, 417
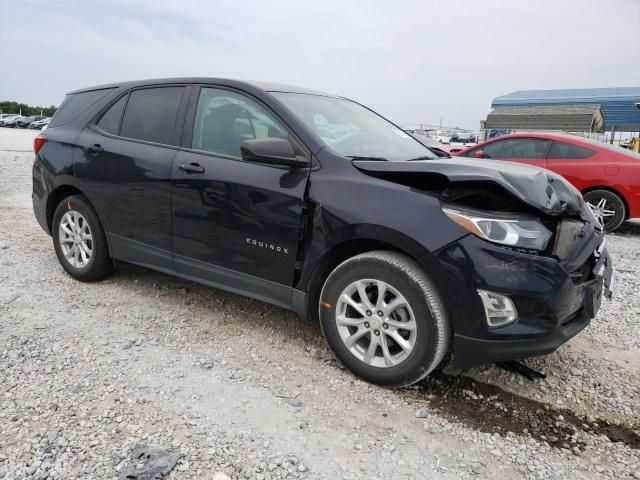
583, 190, 626, 233
52, 195, 113, 282
319, 251, 451, 387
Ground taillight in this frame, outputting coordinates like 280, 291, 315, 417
34, 134, 47, 155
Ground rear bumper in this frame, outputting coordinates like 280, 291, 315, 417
434, 232, 608, 369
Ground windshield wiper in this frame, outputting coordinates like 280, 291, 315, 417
347, 156, 388, 161
406, 156, 437, 161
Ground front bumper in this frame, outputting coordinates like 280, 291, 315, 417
434, 232, 611, 369
454, 307, 592, 368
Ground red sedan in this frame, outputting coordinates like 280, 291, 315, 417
455, 132, 640, 232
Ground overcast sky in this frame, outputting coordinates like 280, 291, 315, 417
1, 0, 639, 129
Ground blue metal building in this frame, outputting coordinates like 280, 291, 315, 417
492, 87, 640, 132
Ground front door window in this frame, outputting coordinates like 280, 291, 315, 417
191, 88, 288, 158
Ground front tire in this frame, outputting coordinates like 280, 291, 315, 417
583, 190, 626, 233
319, 251, 451, 387
52, 195, 113, 282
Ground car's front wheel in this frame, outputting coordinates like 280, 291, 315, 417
583, 190, 626, 233
52, 195, 113, 282
319, 251, 451, 387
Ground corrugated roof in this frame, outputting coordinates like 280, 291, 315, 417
485, 104, 604, 132
491, 87, 640, 131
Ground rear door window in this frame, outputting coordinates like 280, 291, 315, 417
548, 141, 596, 159
48, 88, 114, 128
120, 87, 186, 145
96, 95, 128, 135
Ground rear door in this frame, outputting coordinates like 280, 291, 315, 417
75, 85, 189, 269
171, 86, 310, 304
544, 140, 598, 190
468, 137, 551, 168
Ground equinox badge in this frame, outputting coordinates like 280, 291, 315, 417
246, 237, 289, 254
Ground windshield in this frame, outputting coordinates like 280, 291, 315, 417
272, 92, 436, 161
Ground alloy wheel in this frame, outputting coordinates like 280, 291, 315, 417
335, 279, 417, 368
587, 197, 616, 228
58, 210, 93, 268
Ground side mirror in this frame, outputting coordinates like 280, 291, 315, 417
240, 138, 309, 168
473, 150, 486, 159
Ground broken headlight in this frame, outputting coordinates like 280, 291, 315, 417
443, 206, 552, 251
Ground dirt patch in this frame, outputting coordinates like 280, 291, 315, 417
410, 371, 640, 450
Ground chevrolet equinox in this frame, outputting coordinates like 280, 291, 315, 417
32, 78, 614, 387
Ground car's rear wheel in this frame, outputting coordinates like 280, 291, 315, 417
52, 195, 113, 282
319, 251, 450, 387
583, 190, 626, 233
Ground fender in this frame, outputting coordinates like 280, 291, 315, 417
301, 222, 445, 286
45, 182, 115, 255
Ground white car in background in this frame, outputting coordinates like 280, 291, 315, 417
434, 130, 452, 144
0, 114, 20, 127
449, 133, 478, 153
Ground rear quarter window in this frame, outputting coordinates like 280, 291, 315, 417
96, 95, 128, 135
548, 141, 596, 159
48, 88, 114, 128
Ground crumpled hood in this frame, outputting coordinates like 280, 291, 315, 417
352, 158, 585, 216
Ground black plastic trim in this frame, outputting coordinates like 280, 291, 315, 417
174, 252, 293, 309
110, 234, 173, 271
108, 234, 306, 314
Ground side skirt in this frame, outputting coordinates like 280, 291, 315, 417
109, 234, 307, 316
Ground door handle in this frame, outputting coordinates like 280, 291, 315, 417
179, 162, 205, 174
86, 144, 103, 155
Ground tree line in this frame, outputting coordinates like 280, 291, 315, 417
0, 101, 57, 117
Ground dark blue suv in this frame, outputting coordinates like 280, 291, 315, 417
32, 78, 613, 386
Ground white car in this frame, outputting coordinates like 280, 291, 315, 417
450, 134, 477, 146
0, 114, 20, 127
448, 134, 477, 154
434, 130, 452, 144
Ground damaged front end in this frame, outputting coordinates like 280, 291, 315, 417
353, 158, 614, 368
352, 158, 610, 279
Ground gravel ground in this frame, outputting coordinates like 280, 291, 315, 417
1, 128, 639, 480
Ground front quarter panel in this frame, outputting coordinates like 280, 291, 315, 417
298, 151, 468, 290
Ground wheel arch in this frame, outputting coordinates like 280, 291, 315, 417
300, 227, 447, 323
46, 185, 111, 248
47, 185, 85, 232
581, 185, 629, 219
